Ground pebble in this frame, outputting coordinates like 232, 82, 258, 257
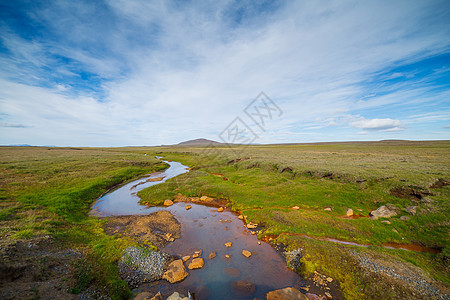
118, 247, 168, 287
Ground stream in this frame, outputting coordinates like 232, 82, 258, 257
91, 159, 320, 299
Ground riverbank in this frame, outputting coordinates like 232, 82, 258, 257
0, 147, 169, 299
1, 143, 448, 299
135, 141, 449, 299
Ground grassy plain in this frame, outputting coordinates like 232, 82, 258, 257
0, 147, 167, 299
0, 141, 448, 299
135, 141, 449, 298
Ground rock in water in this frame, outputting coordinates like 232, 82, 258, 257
134, 292, 155, 300
188, 258, 204, 270
242, 250, 252, 258
162, 259, 188, 283
224, 242, 232, 247
370, 204, 399, 219
164, 199, 174, 206
238, 215, 244, 220
346, 208, 354, 216
208, 252, 216, 259
217, 207, 224, 212
185, 205, 192, 210
182, 255, 190, 262
231, 280, 255, 296
266, 287, 308, 300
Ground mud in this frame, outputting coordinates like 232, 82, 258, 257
104, 211, 181, 249
390, 186, 433, 201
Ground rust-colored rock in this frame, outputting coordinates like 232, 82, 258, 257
162, 260, 188, 283
242, 250, 252, 258
164, 199, 174, 206
188, 258, 204, 270
225, 242, 232, 247
208, 252, 216, 259
217, 207, 224, 212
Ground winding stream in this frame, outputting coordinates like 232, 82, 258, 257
91, 159, 319, 299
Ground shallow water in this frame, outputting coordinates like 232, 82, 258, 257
91, 159, 315, 299
91, 160, 189, 216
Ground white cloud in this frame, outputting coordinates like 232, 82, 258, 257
350, 118, 405, 131
0, 0, 449, 145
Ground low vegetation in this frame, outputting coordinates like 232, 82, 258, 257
0, 141, 448, 299
136, 141, 449, 298
0, 147, 167, 299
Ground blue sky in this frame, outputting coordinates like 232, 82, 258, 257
0, 0, 449, 146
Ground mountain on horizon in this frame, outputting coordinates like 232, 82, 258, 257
176, 138, 222, 146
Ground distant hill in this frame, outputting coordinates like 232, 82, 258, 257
177, 138, 222, 146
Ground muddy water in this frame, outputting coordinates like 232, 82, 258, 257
91, 160, 316, 299
144, 202, 307, 299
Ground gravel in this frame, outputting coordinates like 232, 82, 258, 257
118, 247, 169, 288
353, 251, 449, 299
284, 248, 303, 271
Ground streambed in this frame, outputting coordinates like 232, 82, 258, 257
91, 159, 322, 299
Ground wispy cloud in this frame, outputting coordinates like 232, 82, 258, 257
0, 0, 449, 146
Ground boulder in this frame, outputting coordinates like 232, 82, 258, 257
266, 287, 308, 300
188, 258, 204, 270
242, 250, 252, 258
162, 260, 188, 283
346, 208, 354, 216
369, 204, 399, 219
405, 206, 417, 215
164, 199, 174, 206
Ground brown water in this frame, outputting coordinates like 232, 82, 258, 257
140, 202, 311, 299
91, 159, 320, 299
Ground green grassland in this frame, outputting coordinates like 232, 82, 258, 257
0, 147, 167, 299
135, 141, 449, 298
0, 142, 449, 299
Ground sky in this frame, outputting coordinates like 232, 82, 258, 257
0, 0, 449, 146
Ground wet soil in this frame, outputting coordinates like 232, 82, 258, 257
0, 236, 80, 300
104, 211, 181, 249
